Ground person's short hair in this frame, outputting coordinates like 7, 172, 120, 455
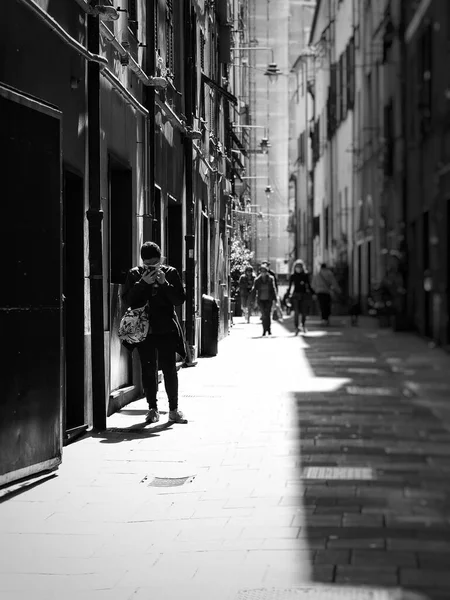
245, 265, 253, 272
141, 241, 161, 260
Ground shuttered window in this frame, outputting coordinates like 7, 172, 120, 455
166, 0, 174, 74
128, 0, 137, 37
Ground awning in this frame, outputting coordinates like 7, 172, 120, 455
231, 150, 245, 170
230, 129, 248, 158
202, 73, 237, 106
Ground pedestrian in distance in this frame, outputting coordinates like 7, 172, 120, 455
286, 259, 315, 335
348, 296, 361, 326
261, 260, 279, 292
122, 241, 187, 424
250, 263, 277, 336
238, 265, 256, 323
312, 262, 341, 326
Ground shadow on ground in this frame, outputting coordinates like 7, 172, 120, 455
280, 314, 450, 600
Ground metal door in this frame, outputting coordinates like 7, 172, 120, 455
0, 84, 63, 487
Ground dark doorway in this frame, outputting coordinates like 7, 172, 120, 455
358, 244, 362, 306
109, 158, 133, 404
0, 84, 62, 486
110, 160, 132, 286
152, 186, 162, 246
447, 201, 450, 343
367, 240, 372, 297
423, 211, 431, 337
201, 211, 208, 295
63, 169, 86, 439
167, 197, 183, 275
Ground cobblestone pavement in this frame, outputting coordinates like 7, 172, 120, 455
1, 314, 450, 600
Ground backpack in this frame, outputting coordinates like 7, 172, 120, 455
118, 304, 150, 344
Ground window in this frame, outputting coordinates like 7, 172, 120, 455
165, 0, 174, 75
383, 100, 394, 176
336, 59, 341, 124
347, 38, 355, 110
298, 131, 305, 164
341, 51, 347, 120
200, 30, 206, 70
128, 0, 137, 37
418, 23, 432, 136
327, 63, 337, 139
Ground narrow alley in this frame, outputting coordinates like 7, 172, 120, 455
1, 314, 450, 600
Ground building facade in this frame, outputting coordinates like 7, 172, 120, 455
0, 0, 237, 487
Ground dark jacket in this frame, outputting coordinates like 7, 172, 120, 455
287, 271, 314, 296
238, 273, 255, 296
121, 264, 186, 357
251, 273, 277, 303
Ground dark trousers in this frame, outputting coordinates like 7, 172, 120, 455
137, 333, 178, 410
291, 293, 310, 328
258, 299, 272, 334
317, 292, 332, 321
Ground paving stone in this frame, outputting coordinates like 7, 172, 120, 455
342, 515, 384, 528
327, 538, 386, 550
314, 550, 351, 565
417, 552, 450, 569
335, 566, 398, 585
400, 569, 450, 587
312, 564, 335, 582
387, 539, 450, 552
351, 550, 418, 567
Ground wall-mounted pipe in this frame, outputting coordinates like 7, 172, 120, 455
99, 23, 166, 88
155, 94, 186, 132
101, 68, 149, 117
17, 0, 107, 66
72, 0, 96, 15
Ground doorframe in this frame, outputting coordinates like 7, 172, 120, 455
62, 164, 88, 444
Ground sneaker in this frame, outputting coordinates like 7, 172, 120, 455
145, 408, 160, 423
168, 409, 187, 423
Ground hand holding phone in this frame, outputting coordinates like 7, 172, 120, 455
142, 267, 158, 285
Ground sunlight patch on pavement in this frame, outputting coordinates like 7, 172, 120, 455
295, 377, 351, 393
236, 587, 428, 600
345, 368, 385, 375
330, 356, 377, 363
302, 330, 343, 338
302, 467, 375, 480
346, 386, 397, 396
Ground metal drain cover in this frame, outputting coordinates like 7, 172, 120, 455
147, 476, 194, 487
235, 587, 428, 600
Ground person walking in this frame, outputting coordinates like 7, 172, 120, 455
286, 259, 315, 334
312, 262, 341, 325
250, 263, 277, 336
261, 261, 278, 292
122, 241, 187, 424
238, 265, 255, 323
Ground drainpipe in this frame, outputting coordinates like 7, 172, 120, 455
17, 0, 107, 66
399, 0, 408, 320
144, 4, 156, 242
183, 0, 196, 362
86, 12, 107, 430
